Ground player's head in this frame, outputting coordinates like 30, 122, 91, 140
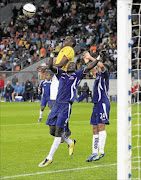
7, 81, 10, 85
62, 36, 76, 48
103, 63, 110, 71
45, 72, 51, 81
67, 62, 77, 73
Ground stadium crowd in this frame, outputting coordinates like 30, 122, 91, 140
0, 0, 117, 78
0, 0, 140, 79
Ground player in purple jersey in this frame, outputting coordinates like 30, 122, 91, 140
38, 52, 101, 167
38, 72, 52, 122
83, 51, 110, 162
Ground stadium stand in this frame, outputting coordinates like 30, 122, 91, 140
0, 0, 117, 79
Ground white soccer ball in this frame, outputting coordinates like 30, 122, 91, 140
23, 3, 36, 18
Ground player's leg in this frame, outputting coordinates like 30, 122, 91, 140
93, 102, 110, 161
38, 98, 47, 122
38, 106, 45, 122
49, 125, 56, 136
47, 100, 53, 113
86, 104, 98, 162
59, 104, 76, 156
98, 123, 106, 155
38, 126, 63, 167
86, 125, 99, 162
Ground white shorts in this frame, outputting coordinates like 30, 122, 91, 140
50, 75, 59, 100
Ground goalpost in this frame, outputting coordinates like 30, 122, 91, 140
117, 0, 141, 179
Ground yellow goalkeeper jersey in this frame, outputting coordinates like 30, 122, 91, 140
55, 46, 75, 72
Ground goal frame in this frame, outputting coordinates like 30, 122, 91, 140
117, 0, 132, 179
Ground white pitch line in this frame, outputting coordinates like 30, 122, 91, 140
0, 163, 117, 179
0, 123, 43, 127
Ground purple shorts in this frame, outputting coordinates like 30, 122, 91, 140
40, 97, 52, 107
90, 101, 110, 125
46, 102, 72, 128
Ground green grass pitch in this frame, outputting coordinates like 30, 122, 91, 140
0, 102, 139, 180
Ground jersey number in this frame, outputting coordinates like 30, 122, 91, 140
100, 113, 106, 121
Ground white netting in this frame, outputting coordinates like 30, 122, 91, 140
131, 2, 141, 180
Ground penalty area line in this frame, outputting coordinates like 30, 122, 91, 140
0, 123, 44, 127
0, 163, 117, 179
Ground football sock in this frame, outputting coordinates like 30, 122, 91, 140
65, 122, 69, 132
92, 134, 99, 154
47, 137, 61, 161
99, 130, 107, 154
39, 110, 44, 118
63, 136, 72, 146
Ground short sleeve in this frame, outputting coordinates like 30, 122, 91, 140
75, 69, 85, 80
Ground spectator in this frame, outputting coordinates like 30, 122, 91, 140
0, 74, 5, 101
25, 80, 33, 102
12, 76, 18, 86
21, 82, 25, 100
12, 82, 22, 101
77, 85, 82, 98
134, 82, 140, 102
131, 85, 135, 104
4, 81, 14, 102
0, 74, 5, 93
77, 82, 92, 102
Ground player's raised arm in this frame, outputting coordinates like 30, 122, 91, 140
83, 52, 100, 73
55, 56, 68, 68
83, 51, 106, 73
48, 52, 57, 73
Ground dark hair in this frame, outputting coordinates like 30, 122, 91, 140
69, 36, 76, 47
103, 63, 110, 71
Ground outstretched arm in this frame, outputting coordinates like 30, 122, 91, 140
83, 51, 106, 73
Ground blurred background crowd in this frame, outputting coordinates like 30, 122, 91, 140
0, 0, 118, 78
0, 0, 141, 102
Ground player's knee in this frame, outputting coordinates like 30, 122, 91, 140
55, 127, 64, 137
98, 123, 105, 132
93, 125, 98, 134
49, 126, 55, 136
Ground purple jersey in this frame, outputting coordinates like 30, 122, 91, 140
91, 70, 109, 103
39, 80, 51, 100
56, 68, 84, 103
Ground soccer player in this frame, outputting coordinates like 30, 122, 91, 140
38, 36, 76, 137
83, 51, 110, 162
38, 72, 52, 122
38, 51, 101, 167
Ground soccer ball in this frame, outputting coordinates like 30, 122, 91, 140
23, 3, 36, 18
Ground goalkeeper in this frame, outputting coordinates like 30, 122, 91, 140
84, 51, 111, 162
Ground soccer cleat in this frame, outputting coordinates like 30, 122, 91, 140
38, 118, 42, 122
86, 153, 98, 162
69, 139, 76, 156
93, 153, 105, 161
38, 159, 52, 167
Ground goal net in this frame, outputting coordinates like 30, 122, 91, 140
117, 0, 141, 179
131, 2, 141, 180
